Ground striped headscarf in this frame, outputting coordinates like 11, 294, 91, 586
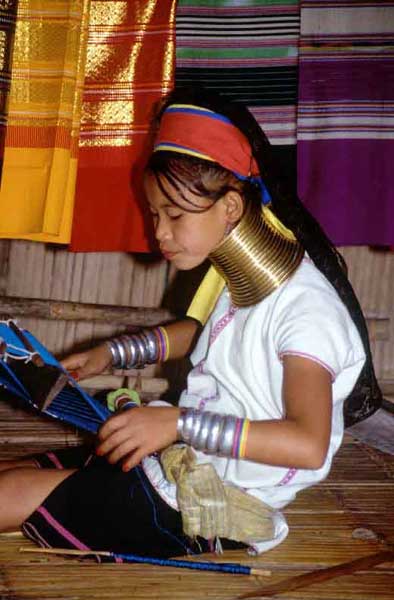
154, 103, 272, 204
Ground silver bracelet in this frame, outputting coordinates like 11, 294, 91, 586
177, 408, 250, 459
206, 413, 223, 454
117, 339, 127, 369
106, 341, 120, 366
218, 415, 238, 457
107, 328, 162, 370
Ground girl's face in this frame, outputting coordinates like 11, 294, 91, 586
144, 172, 231, 270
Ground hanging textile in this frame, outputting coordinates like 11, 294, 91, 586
297, 0, 394, 246
0, 0, 18, 180
69, 0, 176, 252
175, 0, 300, 186
0, 0, 90, 243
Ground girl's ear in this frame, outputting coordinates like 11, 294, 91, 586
222, 190, 244, 224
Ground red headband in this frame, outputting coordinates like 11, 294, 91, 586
154, 104, 260, 178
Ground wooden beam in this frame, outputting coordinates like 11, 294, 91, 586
0, 295, 176, 326
0, 296, 389, 340
81, 375, 169, 395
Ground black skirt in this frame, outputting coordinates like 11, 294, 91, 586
23, 446, 244, 561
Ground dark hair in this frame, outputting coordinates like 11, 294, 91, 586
149, 87, 382, 427
147, 149, 261, 214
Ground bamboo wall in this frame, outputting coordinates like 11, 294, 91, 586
0, 240, 393, 383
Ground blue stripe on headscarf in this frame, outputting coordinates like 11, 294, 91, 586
234, 173, 272, 206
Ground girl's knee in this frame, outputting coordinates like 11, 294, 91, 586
0, 467, 75, 532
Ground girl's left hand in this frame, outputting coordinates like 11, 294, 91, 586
96, 406, 180, 472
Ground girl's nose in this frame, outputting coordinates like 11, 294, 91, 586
155, 215, 172, 242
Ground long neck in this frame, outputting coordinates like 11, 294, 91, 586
208, 202, 304, 307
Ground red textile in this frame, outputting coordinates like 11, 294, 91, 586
155, 106, 259, 177
70, 0, 176, 252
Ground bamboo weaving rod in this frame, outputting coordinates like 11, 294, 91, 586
19, 547, 271, 577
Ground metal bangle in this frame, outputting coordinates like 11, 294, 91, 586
109, 337, 127, 369
141, 330, 159, 363
177, 407, 196, 443
177, 408, 245, 459
218, 415, 238, 457
106, 340, 121, 368
117, 339, 127, 369
190, 410, 204, 447
176, 408, 186, 439
206, 413, 224, 455
120, 335, 136, 369
194, 411, 214, 451
133, 334, 148, 368
109, 328, 163, 370
120, 336, 132, 369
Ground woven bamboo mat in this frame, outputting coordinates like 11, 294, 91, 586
1, 404, 394, 599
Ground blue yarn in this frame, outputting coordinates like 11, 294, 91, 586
110, 552, 251, 574
135, 466, 191, 555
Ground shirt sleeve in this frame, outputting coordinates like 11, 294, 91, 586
273, 284, 363, 382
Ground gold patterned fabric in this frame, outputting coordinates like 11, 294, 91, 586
70, 0, 176, 251
0, 0, 89, 243
0, 0, 18, 179
0, 0, 176, 249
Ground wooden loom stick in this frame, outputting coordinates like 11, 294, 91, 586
19, 546, 271, 577
237, 550, 394, 598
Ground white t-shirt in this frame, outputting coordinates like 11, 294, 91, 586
143, 257, 365, 551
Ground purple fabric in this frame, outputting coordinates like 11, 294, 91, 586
298, 139, 394, 246
299, 60, 394, 104
297, 1, 394, 246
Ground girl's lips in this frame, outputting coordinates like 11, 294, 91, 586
161, 250, 178, 260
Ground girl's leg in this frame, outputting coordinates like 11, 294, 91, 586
0, 458, 38, 472
0, 467, 75, 532
0, 445, 94, 473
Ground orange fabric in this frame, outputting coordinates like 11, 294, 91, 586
0, 2, 18, 172
0, 0, 89, 243
70, 0, 176, 252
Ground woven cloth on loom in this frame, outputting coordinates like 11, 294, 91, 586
0, 0, 18, 177
297, 0, 394, 246
0, 0, 89, 243
70, 0, 176, 252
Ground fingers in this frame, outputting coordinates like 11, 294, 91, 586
96, 412, 148, 470
97, 411, 137, 460
61, 345, 111, 381
122, 448, 146, 472
60, 353, 85, 371
96, 406, 179, 471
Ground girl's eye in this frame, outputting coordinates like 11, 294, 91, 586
167, 212, 183, 220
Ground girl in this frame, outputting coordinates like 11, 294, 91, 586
0, 87, 381, 557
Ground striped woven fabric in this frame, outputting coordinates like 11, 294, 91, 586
70, 0, 176, 252
0, 0, 18, 177
0, 0, 89, 243
297, 0, 394, 245
176, 0, 300, 146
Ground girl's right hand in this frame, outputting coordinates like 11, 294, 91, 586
60, 343, 112, 381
